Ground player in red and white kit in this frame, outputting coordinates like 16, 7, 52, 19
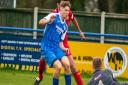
34, 0, 85, 85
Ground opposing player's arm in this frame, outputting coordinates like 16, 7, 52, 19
39, 13, 56, 26
72, 17, 85, 39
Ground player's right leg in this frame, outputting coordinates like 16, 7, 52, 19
40, 50, 62, 85
34, 57, 46, 85
61, 56, 71, 85
38, 57, 46, 80
52, 60, 62, 85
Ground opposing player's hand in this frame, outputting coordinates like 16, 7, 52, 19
80, 32, 86, 40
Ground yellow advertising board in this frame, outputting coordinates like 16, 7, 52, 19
46, 41, 128, 78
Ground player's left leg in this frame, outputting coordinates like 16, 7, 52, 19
34, 57, 46, 85
63, 38, 83, 85
55, 48, 71, 85
67, 52, 83, 85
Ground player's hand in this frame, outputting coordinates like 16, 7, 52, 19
80, 32, 86, 40
64, 48, 70, 54
49, 15, 55, 22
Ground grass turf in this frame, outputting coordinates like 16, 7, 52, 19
0, 68, 127, 85
0, 68, 89, 85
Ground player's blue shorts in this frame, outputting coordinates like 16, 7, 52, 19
41, 48, 65, 67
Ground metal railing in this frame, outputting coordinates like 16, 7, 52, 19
0, 26, 128, 44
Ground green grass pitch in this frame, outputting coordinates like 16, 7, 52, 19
0, 68, 127, 85
0, 68, 89, 85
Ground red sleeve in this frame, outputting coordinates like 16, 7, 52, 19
51, 8, 59, 13
66, 10, 75, 26
69, 10, 74, 21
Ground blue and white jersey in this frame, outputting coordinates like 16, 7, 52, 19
41, 13, 68, 50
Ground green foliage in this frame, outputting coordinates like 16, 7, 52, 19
114, 0, 128, 13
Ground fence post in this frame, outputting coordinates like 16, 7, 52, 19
13, 0, 16, 8
33, 7, 38, 39
100, 11, 105, 44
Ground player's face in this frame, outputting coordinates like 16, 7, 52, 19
57, 3, 60, 8
60, 6, 70, 20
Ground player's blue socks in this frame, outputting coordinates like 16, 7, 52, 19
53, 78, 58, 85
65, 74, 71, 85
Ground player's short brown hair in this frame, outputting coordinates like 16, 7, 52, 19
93, 57, 102, 70
60, 1, 71, 8
56, 0, 69, 3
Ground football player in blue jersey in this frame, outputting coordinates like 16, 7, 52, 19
37, 1, 71, 85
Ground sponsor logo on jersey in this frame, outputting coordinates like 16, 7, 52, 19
56, 25, 64, 34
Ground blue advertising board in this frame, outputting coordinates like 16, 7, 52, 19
0, 36, 41, 71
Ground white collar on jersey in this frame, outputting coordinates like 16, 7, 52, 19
58, 13, 65, 24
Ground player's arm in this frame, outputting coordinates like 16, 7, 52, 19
39, 13, 55, 26
59, 42, 69, 53
72, 17, 86, 39
59, 31, 69, 53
